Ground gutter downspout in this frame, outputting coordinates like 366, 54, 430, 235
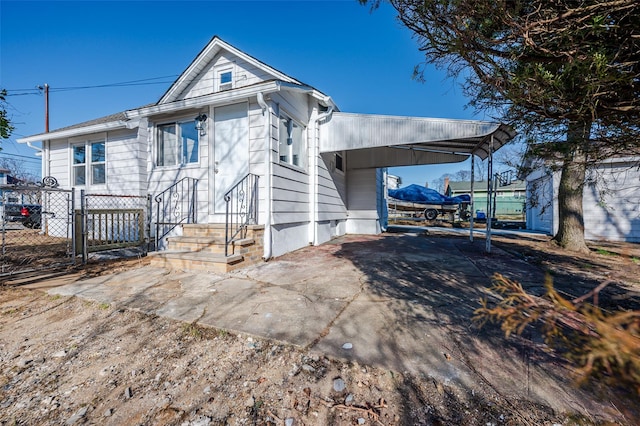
24, 141, 45, 178
26, 141, 43, 154
311, 102, 334, 246
257, 92, 272, 260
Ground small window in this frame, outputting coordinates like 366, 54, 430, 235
218, 69, 233, 91
90, 141, 106, 185
72, 140, 106, 186
278, 116, 306, 169
73, 145, 86, 186
157, 120, 199, 167
335, 152, 343, 172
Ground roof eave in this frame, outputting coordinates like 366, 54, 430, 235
128, 81, 284, 119
17, 120, 130, 144
471, 123, 517, 160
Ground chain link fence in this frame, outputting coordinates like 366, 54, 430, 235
1, 185, 75, 277
1, 185, 152, 280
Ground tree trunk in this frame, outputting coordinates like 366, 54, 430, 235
553, 122, 590, 253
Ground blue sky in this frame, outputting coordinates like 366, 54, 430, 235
1, 0, 493, 186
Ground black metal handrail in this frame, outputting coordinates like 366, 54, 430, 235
224, 174, 259, 256
155, 177, 198, 248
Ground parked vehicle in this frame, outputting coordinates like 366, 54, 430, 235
2, 203, 42, 229
387, 184, 471, 221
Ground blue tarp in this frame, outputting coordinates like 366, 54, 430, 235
388, 184, 470, 205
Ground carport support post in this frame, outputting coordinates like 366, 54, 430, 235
485, 136, 494, 254
469, 153, 475, 242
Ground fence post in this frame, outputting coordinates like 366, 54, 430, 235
146, 194, 152, 253
71, 190, 77, 264
81, 190, 87, 264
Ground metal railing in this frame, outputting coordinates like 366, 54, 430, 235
224, 174, 259, 256
155, 177, 198, 248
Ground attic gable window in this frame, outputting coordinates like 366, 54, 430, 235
157, 120, 199, 167
217, 69, 233, 91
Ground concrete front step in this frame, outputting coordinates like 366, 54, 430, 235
155, 224, 265, 272
167, 236, 255, 254
182, 224, 225, 238
148, 251, 243, 273
181, 223, 265, 238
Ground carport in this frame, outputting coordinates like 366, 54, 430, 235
319, 112, 516, 252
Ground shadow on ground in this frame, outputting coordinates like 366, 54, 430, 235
323, 231, 639, 423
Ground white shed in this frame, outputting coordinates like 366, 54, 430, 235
526, 156, 640, 242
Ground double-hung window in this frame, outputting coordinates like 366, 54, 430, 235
278, 115, 306, 169
157, 120, 199, 167
73, 140, 105, 186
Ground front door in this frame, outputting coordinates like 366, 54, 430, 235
211, 102, 249, 216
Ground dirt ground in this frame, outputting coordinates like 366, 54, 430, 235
1, 231, 639, 426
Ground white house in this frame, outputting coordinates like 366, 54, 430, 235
526, 156, 640, 242
19, 37, 514, 268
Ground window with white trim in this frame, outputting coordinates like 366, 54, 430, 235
217, 68, 233, 91
157, 120, 199, 167
278, 115, 306, 169
73, 140, 105, 186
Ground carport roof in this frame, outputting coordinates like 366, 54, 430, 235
320, 112, 515, 161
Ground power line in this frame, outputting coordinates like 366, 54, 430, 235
5, 74, 179, 96
0, 152, 41, 163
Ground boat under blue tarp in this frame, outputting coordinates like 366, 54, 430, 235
388, 184, 470, 205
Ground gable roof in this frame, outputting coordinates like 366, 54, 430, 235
158, 36, 306, 104
50, 111, 128, 133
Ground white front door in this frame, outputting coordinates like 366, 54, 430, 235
211, 102, 249, 216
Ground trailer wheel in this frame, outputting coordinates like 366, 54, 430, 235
424, 209, 438, 221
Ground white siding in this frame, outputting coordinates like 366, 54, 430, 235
48, 139, 70, 188
180, 52, 276, 100
583, 163, 640, 242
271, 164, 309, 225
317, 153, 347, 222
526, 159, 640, 242
248, 101, 269, 225
346, 168, 381, 234
105, 128, 146, 195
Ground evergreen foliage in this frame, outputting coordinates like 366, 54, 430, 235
476, 273, 640, 394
